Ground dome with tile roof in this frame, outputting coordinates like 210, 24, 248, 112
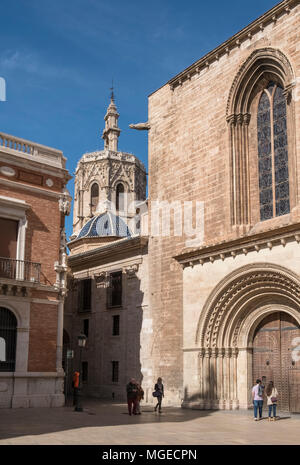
77, 211, 131, 239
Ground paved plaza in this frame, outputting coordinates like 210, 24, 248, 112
0, 398, 299, 445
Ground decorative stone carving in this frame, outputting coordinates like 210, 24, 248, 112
0, 166, 15, 177
129, 122, 150, 131
94, 272, 109, 288
201, 267, 300, 349
59, 189, 71, 216
46, 178, 54, 187
124, 264, 139, 278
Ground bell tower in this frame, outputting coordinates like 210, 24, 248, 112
71, 90, 147, 239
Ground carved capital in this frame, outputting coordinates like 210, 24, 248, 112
94, 272, 109, 288
124, 264, 139, 278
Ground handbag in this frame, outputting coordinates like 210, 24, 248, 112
152, 391, 159, 397
271, 397, 277, 403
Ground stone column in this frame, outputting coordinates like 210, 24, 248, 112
198, 348, 205, 408
203, 348, 211, 406
225, 348, 232, 409
217, 348, 225, 409
232, 347, 239, 409
210, 348, 218, 403
56, 297, 64, 375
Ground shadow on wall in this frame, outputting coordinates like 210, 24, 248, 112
63, 258, 146, 403
183, 362, 216, 414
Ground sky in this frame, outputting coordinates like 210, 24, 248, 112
0, 0, 281, 240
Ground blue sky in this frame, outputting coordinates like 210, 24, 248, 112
0, 0, 280, 239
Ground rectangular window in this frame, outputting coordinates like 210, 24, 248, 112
78, 279, 92, 312
82, 361, 88, 383
108, 271, 122, 307
112, 315, 120, 336
0, 217, 18, 259
83, 319, 89, 337
112, 361, 119, 382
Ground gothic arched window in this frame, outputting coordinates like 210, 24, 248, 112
0, 308, 17, 372
90, 183, 99, 214
257, 82, 290, 221
116, 183, 125, 211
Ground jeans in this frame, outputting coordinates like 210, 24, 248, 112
268, 404, 277, 418
253, 400, 263, 418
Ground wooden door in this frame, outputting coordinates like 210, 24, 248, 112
252, 312, 300, 413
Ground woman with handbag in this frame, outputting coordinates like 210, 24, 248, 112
153, 377, 164, 413
266, 381, 279, 421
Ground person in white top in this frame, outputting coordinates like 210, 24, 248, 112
266, 381, 279, 421
252, 379, 264, 420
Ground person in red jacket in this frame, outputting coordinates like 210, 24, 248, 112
72, 371, 80, 406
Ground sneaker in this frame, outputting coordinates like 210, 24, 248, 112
254, 418, 258, 421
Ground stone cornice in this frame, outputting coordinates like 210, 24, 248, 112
174, 223, 300, 267
0, 178, 63, 198
165, 0, 298, 92
68, 235, 148, 270
77, 149, 147, 173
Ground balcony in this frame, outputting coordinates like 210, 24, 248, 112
0, 257, 41, 284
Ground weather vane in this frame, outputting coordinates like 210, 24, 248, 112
110, 79, 114, 101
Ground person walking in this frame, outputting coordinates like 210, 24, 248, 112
252, 379, 264, 421
154, 377, 164, 413
266, 381, 279, 421
135, 382, 144, 415
126, 378, 138, 416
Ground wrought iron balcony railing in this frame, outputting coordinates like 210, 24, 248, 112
0, 257, 41, 283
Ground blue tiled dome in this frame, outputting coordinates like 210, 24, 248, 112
77, 212, 131, 239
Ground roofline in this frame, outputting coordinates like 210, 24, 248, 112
67, 235, 148, 269
148, 0, 298, 97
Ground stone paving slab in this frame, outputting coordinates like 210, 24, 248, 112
0, 399, 299, 445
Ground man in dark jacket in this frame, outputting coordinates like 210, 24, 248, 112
126, 378, 138, 416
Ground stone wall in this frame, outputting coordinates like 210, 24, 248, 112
148, 1, 300, 405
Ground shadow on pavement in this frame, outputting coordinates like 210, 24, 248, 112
0, 398, 216, 440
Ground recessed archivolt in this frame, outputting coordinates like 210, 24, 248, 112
226, 47, 295, 117
196, 263, 300, 349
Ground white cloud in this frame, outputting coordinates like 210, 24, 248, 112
0, 50, 85, 86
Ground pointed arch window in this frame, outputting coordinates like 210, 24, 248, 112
90, 183, 99, 214
257, 82, 290, 221
116, 183, 125, 211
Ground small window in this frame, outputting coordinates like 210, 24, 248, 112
78, 279, 92, 312
113, 315, 120, 336
108, 271, 122, 307
82, 361, 88, 383
90, 183, 99, 214
116, 183, 125, 211
112, 361, 119, 382
83, 319, 89, 337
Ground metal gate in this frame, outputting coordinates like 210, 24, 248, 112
253, 312, 300, 413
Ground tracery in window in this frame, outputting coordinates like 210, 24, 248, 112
257, 82, 290, 221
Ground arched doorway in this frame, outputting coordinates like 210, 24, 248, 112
253, 312, 300, 413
